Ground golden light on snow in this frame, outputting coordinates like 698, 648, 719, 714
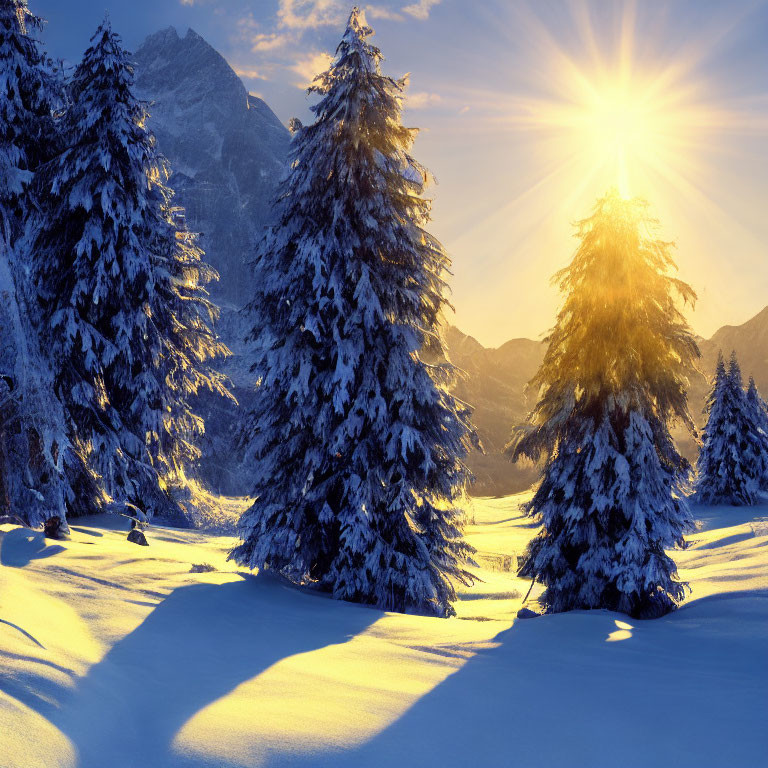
172, 614, 470, 765
2, 494, 767, 764
606, 619, 634, 642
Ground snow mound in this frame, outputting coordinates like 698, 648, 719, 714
1, 494, 766, 767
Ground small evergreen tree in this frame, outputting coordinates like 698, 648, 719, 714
510, 190, 699, 618
32, 18, 230, 520
745, 376, 768, 490
696, 353, 763, 505
231, 7, 475, 617
0, 0, 73, 527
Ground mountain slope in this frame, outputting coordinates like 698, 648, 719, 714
700, 306, 768, 393
132, 28, 291, 495
133, 27, 290, 308
446, 306, 768, 496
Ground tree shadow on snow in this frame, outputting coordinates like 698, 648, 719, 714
0, 528, 66, 568
691, 503, 768, 532
0, 618, 46, 648
300, 595, 767, 768
51, 574, 376, 768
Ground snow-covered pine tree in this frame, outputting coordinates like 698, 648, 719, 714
745, 375, 768, 490
0, 0, 74, 527
32, 18, 230, 521
231, 7, 476, 617
148, 183, 233, 497
0, 0, 57, 208
509, 189, 699, 618
696, 353, 762, 505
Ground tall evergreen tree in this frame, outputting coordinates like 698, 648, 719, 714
509, 190, 699, 618
0, 0, 73, 527
32, 19, 230, 521
745, 375, 768, 490
696, 353, 763, 505
231, 8, 476, 617
0, 0, 56, 206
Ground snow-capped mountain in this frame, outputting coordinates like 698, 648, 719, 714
133, 27, 290, 308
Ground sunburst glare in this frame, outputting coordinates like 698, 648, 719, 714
435, 0, 768, 343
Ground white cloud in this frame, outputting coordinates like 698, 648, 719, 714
366, 5, 405, 21
290, 50, 334, 88
271, 1, 431, 30
402, 0, 442, 20
234, 66, 269, 80
407, 91, 442, 109
277, 0, 345, 30
233, 0, 439, 97
251, 32, 292, 51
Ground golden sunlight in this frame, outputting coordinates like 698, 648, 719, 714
570, 79, 663, 198
490, 0, 743, 207
444, 1, 768, 345
524, 65, 713, 203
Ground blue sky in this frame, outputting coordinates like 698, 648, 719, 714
31, 0, 768, 346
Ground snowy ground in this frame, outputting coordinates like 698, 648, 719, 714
1, 493, 766, 768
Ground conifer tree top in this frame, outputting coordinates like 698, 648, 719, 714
76, 16, 133, 90
512, 188, 700, 462
327, 7, 377, 71
343, 6, 373, 48
312, 6, 379, 90
728, 350, 743, 386
714, 352, 726, 382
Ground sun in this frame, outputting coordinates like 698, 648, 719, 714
457, 3, 737, 209
580, 82, 656, 198
527, 68, 698, 203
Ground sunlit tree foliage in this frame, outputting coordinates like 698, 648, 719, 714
510, 189, 699, 618
231, 7, 476, 617
32, 18, 230, 522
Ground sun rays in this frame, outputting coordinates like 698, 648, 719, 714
464, 1, 760, 209
423, 0, 768, 345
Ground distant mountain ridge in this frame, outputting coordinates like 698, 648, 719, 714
133, 27, 290, 308
446, 306, 768, 496
700, 306, 768, 392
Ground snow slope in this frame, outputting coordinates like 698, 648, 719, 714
1, 495, 766, 767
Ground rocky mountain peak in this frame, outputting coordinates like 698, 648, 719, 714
133, 28, 290, 307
